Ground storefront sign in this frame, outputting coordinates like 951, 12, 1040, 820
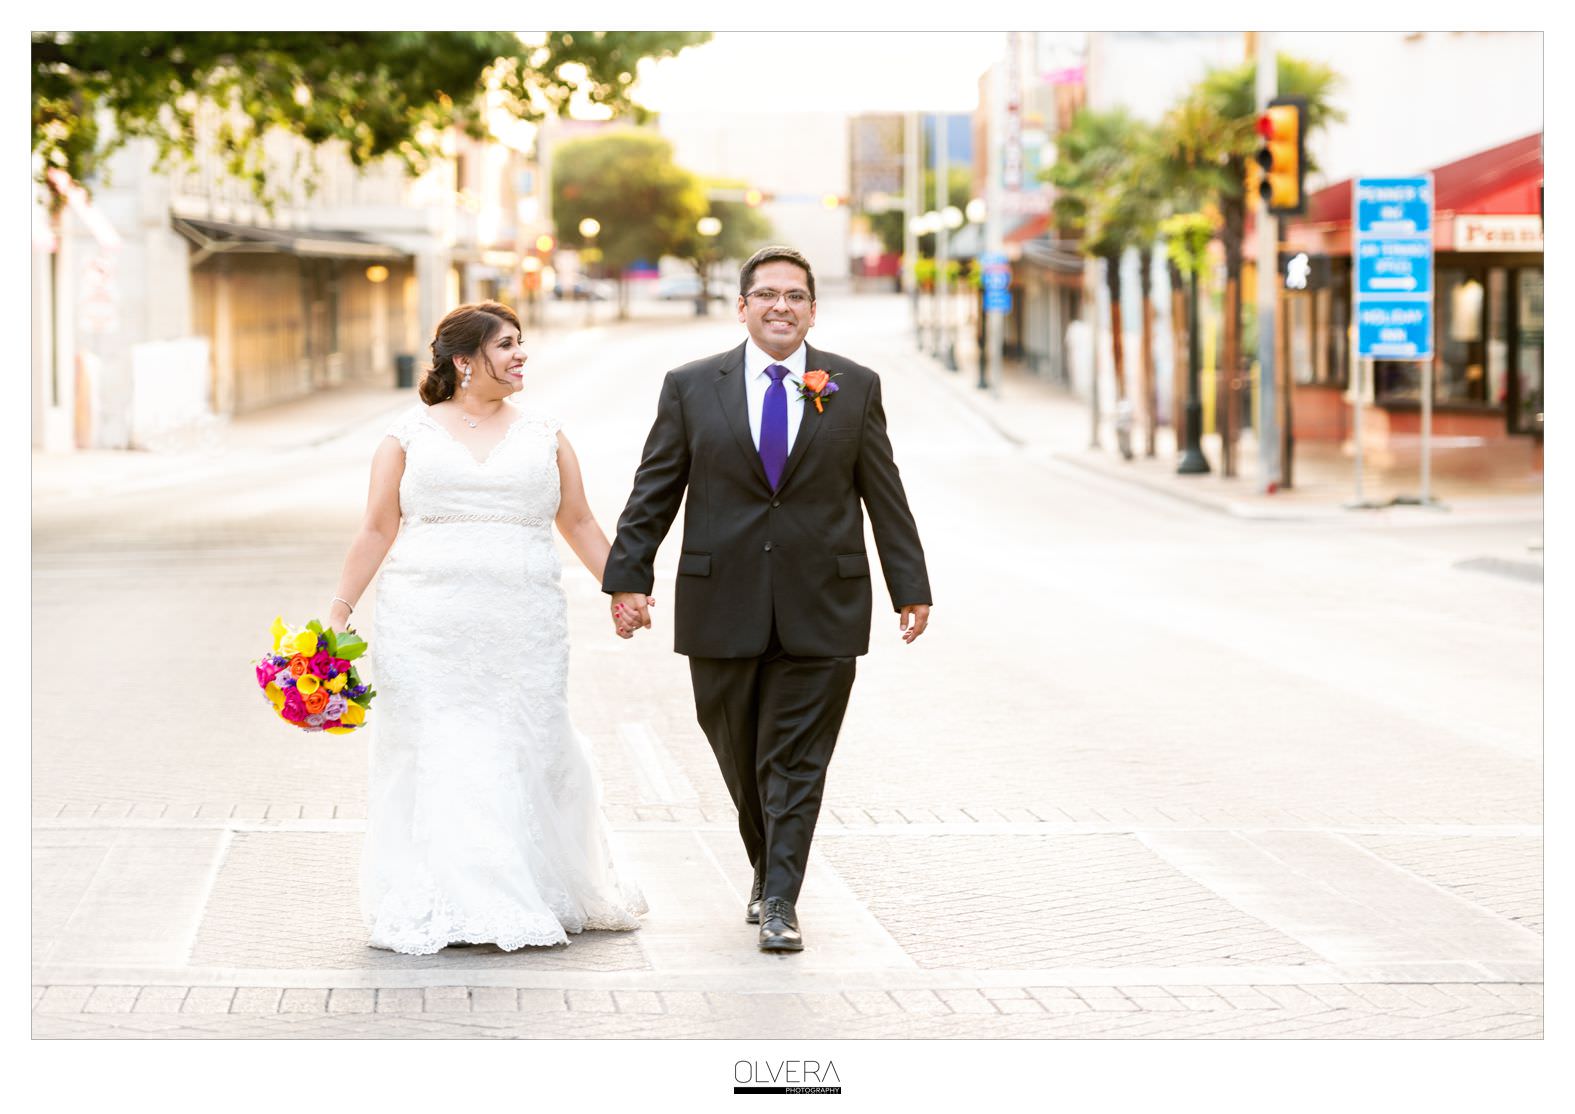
1356, 238, 1433, 294
1454, 215, 1542, 252
1356, 301, 1431, 358
1354, 175, 1433, 360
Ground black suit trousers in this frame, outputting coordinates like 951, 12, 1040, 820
688, 621, 856, 905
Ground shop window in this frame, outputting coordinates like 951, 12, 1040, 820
1486, 268, 1509, 407
1435, 268, 1489, 404
1514, 268, 1543, 434
1288, 293, 1314, 385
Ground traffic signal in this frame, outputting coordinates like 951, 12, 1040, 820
1254, 97, 1306, 215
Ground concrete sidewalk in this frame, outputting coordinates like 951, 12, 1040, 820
920, 333, 1543, 527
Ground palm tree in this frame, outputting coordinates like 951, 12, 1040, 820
1047, 108, 1164, 455
1159, 53, 1344, 473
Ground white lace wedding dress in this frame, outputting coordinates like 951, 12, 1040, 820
360, 402, 647, 955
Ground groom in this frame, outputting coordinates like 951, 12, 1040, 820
603, 246, 932, 953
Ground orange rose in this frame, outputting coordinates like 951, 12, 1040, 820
303, 689, 330, 715
289, 655, 308, 677
802, 369, 830, 393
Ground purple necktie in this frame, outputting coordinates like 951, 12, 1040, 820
759, 363, 790, 489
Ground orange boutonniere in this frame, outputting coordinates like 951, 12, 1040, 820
794, 369, 841, 413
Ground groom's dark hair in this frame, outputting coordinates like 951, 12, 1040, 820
740, 246, 815, 303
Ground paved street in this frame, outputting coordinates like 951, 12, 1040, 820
32, 292, 1542, 1039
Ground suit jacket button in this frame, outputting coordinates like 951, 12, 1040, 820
771, 500, 782, 508
764, 542, 773, 552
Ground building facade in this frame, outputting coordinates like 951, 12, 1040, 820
33, 113, 538, 451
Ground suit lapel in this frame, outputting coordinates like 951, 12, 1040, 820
776, 343, 826, 492
714, 342, 771, 490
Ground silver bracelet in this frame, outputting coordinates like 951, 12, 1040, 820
332, 596, 354, 614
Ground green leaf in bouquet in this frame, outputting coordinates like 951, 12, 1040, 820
307, 618, 323, 635
323, 628, 339, 656
351, 687, 377, 708
335, 632, 368, 660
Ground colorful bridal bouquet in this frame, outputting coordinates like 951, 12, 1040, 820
255, 617, 376, 734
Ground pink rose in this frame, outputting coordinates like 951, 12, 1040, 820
256, 661, 280, 688
281, 690, 307, 722
333, 658, 351, 674
311, 651, 333, 675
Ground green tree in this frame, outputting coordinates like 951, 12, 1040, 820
671, 179, 774, 313
551, 129, 707, 318
1046, 107, 1163, 421
31, 30, 709, 209
1157, 52, 1343, 471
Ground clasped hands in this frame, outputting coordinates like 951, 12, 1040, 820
610, 593, 656, 639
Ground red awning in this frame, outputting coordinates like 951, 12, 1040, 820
1285, 131, 1542, 254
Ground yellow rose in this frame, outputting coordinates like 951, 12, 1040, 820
325, 673, 348, 693
265, 682, 285, 709
270, 616, 289, 653
341, 702, 366, 725
296, 673, 321, 695
292, 630, 319, 656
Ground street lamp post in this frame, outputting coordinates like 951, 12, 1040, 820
578, 217, 600, 326
695, 215, 721, 316
939, 205, 964, 371
920, 210, 941, 355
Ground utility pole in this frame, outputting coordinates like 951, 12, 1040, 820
905, 110, 920, 345
936, 109, 956, 369
1254, 31, 1282, 492
982, 40, 1005, 395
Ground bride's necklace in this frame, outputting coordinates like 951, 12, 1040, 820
456, 401, 504, 430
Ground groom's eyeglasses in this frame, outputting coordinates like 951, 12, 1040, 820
744, 289, 812, 308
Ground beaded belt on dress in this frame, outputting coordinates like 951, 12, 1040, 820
406, 513, 550, 527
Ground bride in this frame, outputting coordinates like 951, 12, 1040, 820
326, 301, 647, 954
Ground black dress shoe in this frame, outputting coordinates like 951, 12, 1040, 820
745, 863, 766, 924
757, 897, 803, 952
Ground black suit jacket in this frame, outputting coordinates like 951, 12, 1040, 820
603, 341, 931, 658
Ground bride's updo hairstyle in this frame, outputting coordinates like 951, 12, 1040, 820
418, 301, 524, 405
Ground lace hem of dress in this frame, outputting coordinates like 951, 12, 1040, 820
366, 888, 648, 956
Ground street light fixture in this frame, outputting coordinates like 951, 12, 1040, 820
965, 198, 987, 224
941, 206, 964, 230
695, 216, 722, 315
577, 218, 601, 325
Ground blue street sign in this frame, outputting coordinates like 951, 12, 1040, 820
1354, 177, 1433, 236
1353, 175, 1433, 360
1356, 238, 1433, 295
981, 269, 1009, 291
980, 251, 1008, 268
983, 289, 1012, 314
1356, 300, 1431, 358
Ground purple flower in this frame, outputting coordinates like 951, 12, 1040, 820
277, 673, 296, 689
823, 381, 839, 394
324, 694, 349, 719
306, 713, 325, 727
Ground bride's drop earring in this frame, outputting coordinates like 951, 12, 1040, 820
460, 363, 472, 390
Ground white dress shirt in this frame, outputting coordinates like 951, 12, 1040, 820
744, 340, 807, 453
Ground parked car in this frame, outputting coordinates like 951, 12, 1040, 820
656, 274, 727, 301
553, 278, 615, 301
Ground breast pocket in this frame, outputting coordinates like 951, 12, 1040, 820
825, 427, 860, 442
